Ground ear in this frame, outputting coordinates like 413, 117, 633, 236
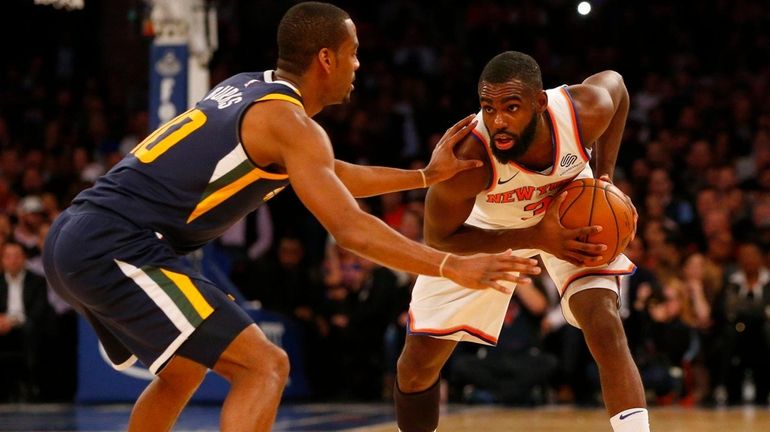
317, 47, 334, 74
535, 90, 548, 113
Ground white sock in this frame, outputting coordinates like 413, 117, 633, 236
610, 408, 650, 432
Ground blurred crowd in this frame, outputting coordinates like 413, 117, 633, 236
1, 0, 770, 407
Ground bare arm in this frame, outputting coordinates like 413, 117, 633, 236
334, 114, 482, 197
571, 71, 637, 234
246, 102, 539, 291
424, 137, 605, 265
572, 70, 630, 179
334, 161, 426, 198
514, 280, 548, 315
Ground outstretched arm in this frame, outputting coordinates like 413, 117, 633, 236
248, 102, 539, 292
334, 114, 482, 197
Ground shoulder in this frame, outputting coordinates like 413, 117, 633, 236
240, 100, 330, 167
244, 100, 326, 146
456, 132, 490, 162
565, 72, 624, 143
564, 83, 615, 122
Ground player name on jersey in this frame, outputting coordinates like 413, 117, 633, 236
204, 85, 244, 109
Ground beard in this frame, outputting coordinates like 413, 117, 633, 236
490, 113, 538, 164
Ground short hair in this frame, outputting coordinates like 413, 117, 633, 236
478, 51, 543, 90
277, 2, 351, 75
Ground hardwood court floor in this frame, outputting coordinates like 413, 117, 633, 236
1, 403, 769, 431
351, 406, 770, 432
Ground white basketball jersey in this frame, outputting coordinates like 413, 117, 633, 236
467, 86, 592, 230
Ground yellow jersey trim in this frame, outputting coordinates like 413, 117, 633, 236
159, 268, 214, 319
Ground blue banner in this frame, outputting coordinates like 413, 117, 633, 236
149, 44, 189, 130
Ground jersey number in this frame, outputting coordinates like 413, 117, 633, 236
523, 196, 554, 217
131, 108, 207, 163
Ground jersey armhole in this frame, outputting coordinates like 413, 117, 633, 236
560, 86, 591, 162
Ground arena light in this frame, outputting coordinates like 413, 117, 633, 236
577, 1, 592, 15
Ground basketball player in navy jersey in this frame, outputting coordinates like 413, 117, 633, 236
42, 5, 542, 432
394, 52, 649, 432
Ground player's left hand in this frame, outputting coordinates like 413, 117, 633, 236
422, 114, 483, 185
599, 174, 638, 240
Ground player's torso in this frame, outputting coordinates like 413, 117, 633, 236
467, 86, 592, 229
74, 70, 302, 253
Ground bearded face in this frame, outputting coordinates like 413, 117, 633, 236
489, 111, 538, 164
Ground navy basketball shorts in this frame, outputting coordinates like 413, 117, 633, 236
43, 205, 254, 375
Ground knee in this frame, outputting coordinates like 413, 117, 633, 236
268, 345, 291, 383
397, 353, 439, 392
222, 343, 290, 387
252, 343, 290, 385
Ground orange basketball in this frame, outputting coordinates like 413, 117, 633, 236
558, 178, 635, 267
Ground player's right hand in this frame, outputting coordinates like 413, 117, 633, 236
441, 250, 541, 293
534, 192, 607, 266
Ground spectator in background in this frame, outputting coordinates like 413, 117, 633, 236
679, 139, 713, 197
380, 191, 407, 230
318, 246, 399, 400
71, 147, 105, 184
713, 241, 770, 405
0, 241, 50, 402
636, 278, 700, 404
0, 176, 19, 214
706, 229, 736, 269
0, 213, 12, 244
24, 221, 77, 402
246, 234, 322, 320
679, 253, 716, 329
13, 195, 48, 255
680, 251, 723, 404
646, 168, 694, 228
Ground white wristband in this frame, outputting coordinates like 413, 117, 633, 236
439, 253, 451, 278
418, 169, 427, 188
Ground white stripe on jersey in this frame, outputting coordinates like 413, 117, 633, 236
210, 144, 250, 183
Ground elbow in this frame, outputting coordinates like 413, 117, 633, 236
423, 230, 449, 251
601, 70, 624, 84
585, 70, 623, 85
330, 221, 370, 253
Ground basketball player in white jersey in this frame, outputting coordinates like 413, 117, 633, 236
394, 52, 649, 432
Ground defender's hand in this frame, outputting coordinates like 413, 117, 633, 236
422, 114, 482, 185
534, 192, 607, 266
441, 250, 541, 293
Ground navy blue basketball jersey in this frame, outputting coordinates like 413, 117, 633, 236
74, 71, 301, 253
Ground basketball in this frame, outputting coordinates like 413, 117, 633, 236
557, 178, 635, 266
